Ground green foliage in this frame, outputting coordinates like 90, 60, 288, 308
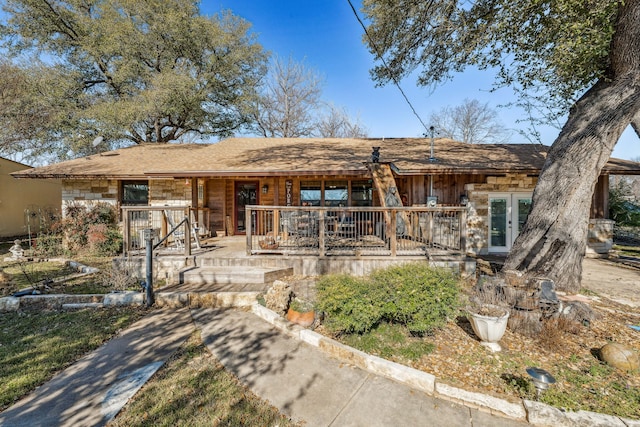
33, 203, 122, 257
0, 1, 267, 159
315, 274, 382, 334
316, 263, 460, 336
289, 297, 314, 313
362, 0, 619, 126
610, 181, 640, 226
541, 361, 640, 418
369, 263, 461, 335
33, 234, 67, 258
341, 322, 435, 360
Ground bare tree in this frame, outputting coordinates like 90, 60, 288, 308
315, 104, 368, 138
251, 56, 323, 137
428, 99, 511, 144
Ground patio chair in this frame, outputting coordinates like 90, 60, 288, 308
164, 210, 185, 250
164, 210, 202, 250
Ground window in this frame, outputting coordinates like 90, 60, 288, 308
300, 181, 321, 206
121, 181, 149, 205
351, 180, 373, 207
324, 180, 348, 207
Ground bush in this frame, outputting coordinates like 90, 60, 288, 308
315, 274, 382, 334
370, 264, 460, 335
35, 202, 123, 256
610, 181, 640, 226
316, 263, 461, 336
33, 234, 67, 257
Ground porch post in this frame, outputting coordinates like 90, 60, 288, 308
122, 208, 130, 256
144, 228, 155, 307
318, 210, 325, 256
184, 209, 191, 256
460, 208, 468, 253
390, 208, 397, 257
246, 206, 252, 255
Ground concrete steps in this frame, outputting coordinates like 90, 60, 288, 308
179, 266, 293, 287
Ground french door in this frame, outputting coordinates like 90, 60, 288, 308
488, 193, 532, 252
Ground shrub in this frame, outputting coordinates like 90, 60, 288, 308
610, 181, 640, 226
315, 274, 382, 334
369, 263, 460, 335
33, 234, 67, 257
38, 202, 123, 256
316, 263, 461, 336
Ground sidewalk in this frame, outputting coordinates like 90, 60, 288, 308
192, 308, 527, 427
0, 309, 194, 427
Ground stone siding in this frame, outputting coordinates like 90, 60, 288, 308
62, 179, 192, 212
62, 180, 118, 214
464, 174, 537, 255
149, 180, 191, 207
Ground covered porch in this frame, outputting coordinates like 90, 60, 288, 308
119, 205, 473, 286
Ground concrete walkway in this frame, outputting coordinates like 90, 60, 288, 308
192, 308, 527, 427
2, 257, 638, 427
0, 309, 194, 427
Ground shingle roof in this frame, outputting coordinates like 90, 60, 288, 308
10, 137, 640, 179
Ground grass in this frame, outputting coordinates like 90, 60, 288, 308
109, 330, 301, 427
613, 244, 640, 257
0, 307, 148, 410
0, 254, 147, 296
338, 321, 435, 362
1, 261, 77, 289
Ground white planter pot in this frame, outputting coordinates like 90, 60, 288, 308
468, 305, 510, 352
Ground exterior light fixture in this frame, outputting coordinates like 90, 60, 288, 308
262, 184, 269, 194
526, 367, 556, 399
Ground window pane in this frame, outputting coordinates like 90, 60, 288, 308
301, 181, 321, 206
517, 198, 532, 234
122, 181, 149, 205
490, 198, 507, 247
351, 180, 373, 207
324, 180, 348, 207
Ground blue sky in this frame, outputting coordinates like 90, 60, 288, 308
206, 1, 638, 160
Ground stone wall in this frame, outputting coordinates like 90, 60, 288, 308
464, 174, 537, 255
62, 179, 192, 212
62, 180, 118, 214
149, 179, 191, 207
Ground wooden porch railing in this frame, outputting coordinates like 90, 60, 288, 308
121, 206, 209, 256
245, 205, 468, 257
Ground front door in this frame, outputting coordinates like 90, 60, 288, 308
488, 193, 532, 252
235, 182, 258, 235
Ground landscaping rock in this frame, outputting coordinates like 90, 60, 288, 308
0, 296, 19, 312
103, 291, 144, 307
600, 342, 639, 372
264, 280, 292, 315
560, 301, 598, 327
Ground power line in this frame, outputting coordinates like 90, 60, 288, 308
347, 0, 430, 135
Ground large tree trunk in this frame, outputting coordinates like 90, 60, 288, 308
503, 0, 640, 293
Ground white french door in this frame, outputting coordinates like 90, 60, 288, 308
488, 193, 532, 252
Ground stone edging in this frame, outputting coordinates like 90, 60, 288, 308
250, 303, 639, 427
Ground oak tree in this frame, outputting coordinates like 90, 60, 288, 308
0, 0, 267, 158
362, 0, 640, 292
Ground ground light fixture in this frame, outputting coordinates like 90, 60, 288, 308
526, 367, 556, 399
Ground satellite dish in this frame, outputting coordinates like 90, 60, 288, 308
92, 136, 104, 147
